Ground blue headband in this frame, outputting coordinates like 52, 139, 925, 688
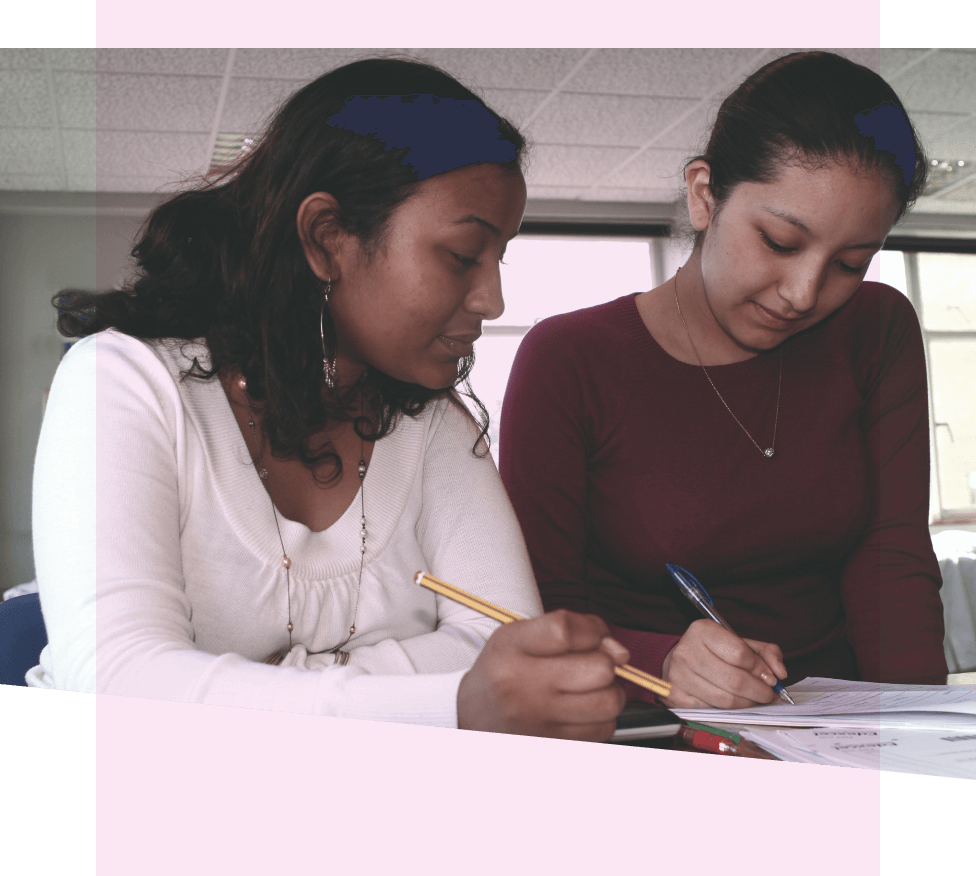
854, 102, 916, 187
325, 94, 517, 180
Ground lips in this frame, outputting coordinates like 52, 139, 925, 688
437, 331, 481, 357
755, 303, 803, 328
441, 331, 482, 344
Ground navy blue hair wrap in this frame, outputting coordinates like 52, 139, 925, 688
325, 94, 517, 180
854, 102, 916, 186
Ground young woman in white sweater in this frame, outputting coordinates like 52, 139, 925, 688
31, 57, 628, 740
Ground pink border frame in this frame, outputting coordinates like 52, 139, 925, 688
7, 3, 974, 871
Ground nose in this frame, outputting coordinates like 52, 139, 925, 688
466, 265, 505, 321
777, 259, 823, 314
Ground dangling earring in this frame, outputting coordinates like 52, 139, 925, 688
320, 279, 337, 390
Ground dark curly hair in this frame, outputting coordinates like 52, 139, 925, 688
687, 51, 927, 246
54, 56, 528, 481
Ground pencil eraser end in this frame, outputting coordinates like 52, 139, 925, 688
414, 571, 425, 586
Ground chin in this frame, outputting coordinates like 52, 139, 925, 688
392, 366, 460, 391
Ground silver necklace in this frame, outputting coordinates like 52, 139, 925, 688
238, 376, 367, 666
673, 266, 782, 460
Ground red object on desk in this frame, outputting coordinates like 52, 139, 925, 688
682, 726, 735, 754
678, 725, 779, 760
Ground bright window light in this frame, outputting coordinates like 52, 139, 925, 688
466, 237, 655, 457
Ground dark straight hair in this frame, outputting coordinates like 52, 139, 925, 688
690, 51, 927, 236
54, 56, 528, 480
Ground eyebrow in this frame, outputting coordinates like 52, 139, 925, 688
761, 206, 883, 251
453, 215, 502, 237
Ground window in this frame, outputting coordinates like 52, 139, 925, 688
472, 236, 976, 524
882, 246, 976, 523
467, 236, 658, 458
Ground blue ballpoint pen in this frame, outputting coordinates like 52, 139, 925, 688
665, 563, 796, 705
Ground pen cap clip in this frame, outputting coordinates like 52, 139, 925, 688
665, 564, 715, 607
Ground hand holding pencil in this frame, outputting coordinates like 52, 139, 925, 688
416, 571, 672, 741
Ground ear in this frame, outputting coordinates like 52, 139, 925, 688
296, 192, 346, 283
685, 160, 716, 233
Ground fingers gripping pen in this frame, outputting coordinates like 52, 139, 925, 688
665, 563, 796, 705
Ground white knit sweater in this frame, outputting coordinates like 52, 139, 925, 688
28, 331, 542, 726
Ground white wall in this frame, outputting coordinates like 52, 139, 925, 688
0, 209, 93, 591
0, 196, 147, 594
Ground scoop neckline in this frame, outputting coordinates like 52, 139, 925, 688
617, 292, 781, 375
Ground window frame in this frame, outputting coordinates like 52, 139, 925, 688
483, 217, 671, 338
884, 235, 976, 525
484, 220, 976, 524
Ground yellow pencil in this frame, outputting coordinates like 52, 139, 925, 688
414, 571, 672, 699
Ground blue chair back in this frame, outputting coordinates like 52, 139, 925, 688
0, 593, 48, 687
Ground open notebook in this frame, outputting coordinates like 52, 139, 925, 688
672, 677, 976, 731
670, 678, 976, 778
739, 725, 976, 779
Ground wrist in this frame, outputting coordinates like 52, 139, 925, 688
661, 646, 675, 681
456, 669, 475, 731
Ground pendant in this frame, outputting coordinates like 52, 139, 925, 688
764, 448, 776, 458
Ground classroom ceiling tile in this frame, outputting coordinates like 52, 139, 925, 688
95, 48, 230, 76
597, 147, 689, 191
881, 48, 934, 80
218, 77, 298, 135
480, 89, 549, 129
526, 144, 638, 188
0, 128, 61, 175
96, 131, 210, 181
49, 49, 95, 72
415, 48, 589, 91
95, 175, 183, 193
524, 185, 588, 201
528, 93, 698, 148
913, 111, 974, 143
0, 174, 63, 190
927, 117, 976, 161
940, 178, 976, 201
567, 48, 763, 98
54, 72, 96, 129
233, 48, 397, 80
96, 73, 223, 132
66, 175, 98, 191
0, 70, 55, 127
896, 50, 976, 114
0, 48, 973, 214
0, 49, 45, 69
652, 103, 715, 152
62, 130, 95, 184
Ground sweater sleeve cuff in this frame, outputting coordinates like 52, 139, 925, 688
336, 669, 463, 728
607, 623, 680, 703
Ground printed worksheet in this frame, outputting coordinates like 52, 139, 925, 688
672, 678, 976, 730
740, 726, 976, 780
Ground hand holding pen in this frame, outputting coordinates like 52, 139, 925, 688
661, 564, 795, 709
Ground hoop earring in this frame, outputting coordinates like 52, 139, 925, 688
320, 279, 337, 390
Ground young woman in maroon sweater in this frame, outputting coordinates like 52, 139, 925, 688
500, 52, 949, 710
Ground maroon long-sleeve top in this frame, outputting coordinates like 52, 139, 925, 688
499, 284, 948, 692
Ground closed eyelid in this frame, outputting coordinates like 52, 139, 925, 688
762, 232, 863, 274
760, 230, 795, 252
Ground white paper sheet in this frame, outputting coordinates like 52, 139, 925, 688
740, 726, 976, 780
671, 677, 976, 731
